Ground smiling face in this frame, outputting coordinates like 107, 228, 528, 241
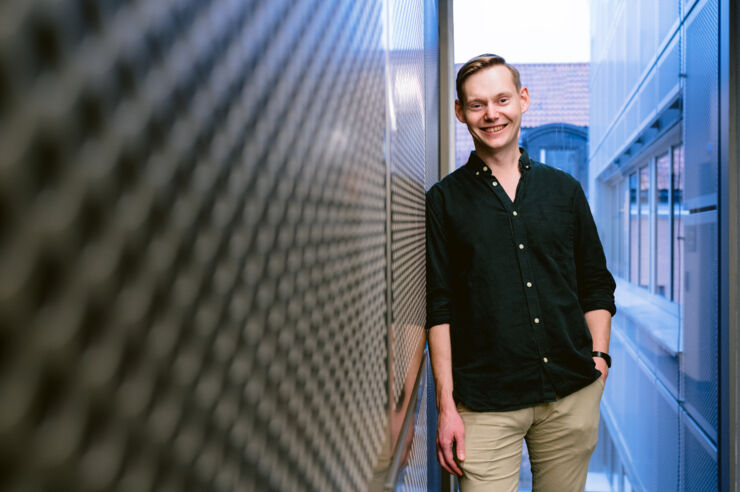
455, 64, 530, 157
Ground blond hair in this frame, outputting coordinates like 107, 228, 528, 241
456, 54, 521, 102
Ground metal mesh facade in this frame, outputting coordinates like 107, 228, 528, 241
590, 0, 722, 490
387, 0, 428, 407
0, 0, 437, 491
683, 0, 719, 444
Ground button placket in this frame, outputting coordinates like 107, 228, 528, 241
478, 160, 549, 371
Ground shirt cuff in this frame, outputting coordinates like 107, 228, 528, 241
426, 309, 451, 329
580, 298, 617, 316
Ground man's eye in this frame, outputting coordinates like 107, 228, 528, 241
499, 98, 509, 104
470, 104, 482, 109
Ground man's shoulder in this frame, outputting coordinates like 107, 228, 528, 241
529, 159, 581, 190
427, 166, 470, 197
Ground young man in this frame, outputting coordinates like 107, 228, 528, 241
426, 54, 616, 492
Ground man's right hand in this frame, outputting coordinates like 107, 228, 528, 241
436, 407, 466, 477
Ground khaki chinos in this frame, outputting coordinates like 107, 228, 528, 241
457, 378, 605, 492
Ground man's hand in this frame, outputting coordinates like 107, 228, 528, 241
593, 356, 609, 383
436, 408, 465, 477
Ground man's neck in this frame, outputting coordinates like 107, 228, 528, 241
475, 144, 521, 174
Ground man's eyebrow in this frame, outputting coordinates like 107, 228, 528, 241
467, 91, 514, 102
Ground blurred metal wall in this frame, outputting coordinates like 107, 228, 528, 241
0, 0, 438, 491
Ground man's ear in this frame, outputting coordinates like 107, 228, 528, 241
519, 87, 530, 113
454, 99, 466, 123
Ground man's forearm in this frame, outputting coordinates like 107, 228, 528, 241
584, 309, 611, 352
428, 323, 456, 412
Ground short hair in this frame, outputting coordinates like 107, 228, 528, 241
456, 54, 522, 102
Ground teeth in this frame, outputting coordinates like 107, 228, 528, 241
484, 125, 505, 133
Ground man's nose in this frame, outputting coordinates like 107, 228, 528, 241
484, 103, 498, 120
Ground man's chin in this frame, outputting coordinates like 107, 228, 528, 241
474, 135, 514, 153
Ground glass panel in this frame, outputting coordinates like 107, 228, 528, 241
672, 145, 685, 304
629, 173, 639, 283
639, 166, 650, 288
655, 153, 670, 297
618, 180, 629, 278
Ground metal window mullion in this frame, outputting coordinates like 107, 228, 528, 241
623, 178, 630, 279
669, 145, 676, 302
649, 156, 657, 294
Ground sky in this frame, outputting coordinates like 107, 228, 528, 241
453, 0, 591, 64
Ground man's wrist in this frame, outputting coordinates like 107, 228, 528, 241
592, 351, 611, 368
437, 395, 457, 413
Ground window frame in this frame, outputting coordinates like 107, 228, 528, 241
613, 123, 683, 311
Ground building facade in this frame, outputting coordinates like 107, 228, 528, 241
589, 0, 730, 490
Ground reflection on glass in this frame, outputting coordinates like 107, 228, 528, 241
672, 145, 684, 305
655, 152, 670, 297
629, 173, 638, 283
639, 166, 650, 288
618, 180, 628, 278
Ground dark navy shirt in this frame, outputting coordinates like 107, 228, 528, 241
426, 149, 616, 411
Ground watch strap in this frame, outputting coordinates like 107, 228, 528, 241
592, 351, 612, 368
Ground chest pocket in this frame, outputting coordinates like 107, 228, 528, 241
526, 205, 574, 260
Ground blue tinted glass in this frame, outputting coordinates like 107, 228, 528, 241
639, 166, 650, 288
629, 173, 638, 283
672, 145, 684, 304
655, 153, 670, 297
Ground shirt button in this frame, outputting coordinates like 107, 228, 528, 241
483, 166, 488, 171
518, 243, 524, 249
492, 181, 498, 187
526, 281, 532, 288
512, 211, 518, 216
534, 317, 540, 324
543, 357, 549, 363
475, 171, 480, 175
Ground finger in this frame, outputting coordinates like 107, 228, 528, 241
437, 445, 455, 476
443, 442, 463, 476
456, 434, 466, 462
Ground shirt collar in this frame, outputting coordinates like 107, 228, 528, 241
466, 147, 533, 176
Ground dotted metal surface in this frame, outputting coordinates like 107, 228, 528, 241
680, 408, 718, 492
682, 0, 719, 444
0, 0, 434, 490
387, 0, 429, 408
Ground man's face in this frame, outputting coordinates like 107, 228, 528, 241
455, 65, 529, 155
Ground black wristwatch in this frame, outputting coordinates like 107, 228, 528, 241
592, 351, 612, 368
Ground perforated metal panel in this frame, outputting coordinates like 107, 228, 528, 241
680, 409, 718, 492
0, 0, 437, 490
682, 0, 719, 443
387, 0, 428, 408
684, 0, 719, 205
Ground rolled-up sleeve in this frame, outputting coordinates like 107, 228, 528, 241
426, 185, 452, 328
572, 185, 617, 316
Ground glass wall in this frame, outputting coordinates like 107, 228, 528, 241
590, 0, 719, 490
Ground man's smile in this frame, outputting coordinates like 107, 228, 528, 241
482, 123, 507, 134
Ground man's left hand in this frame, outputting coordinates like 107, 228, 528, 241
593, 356, 609, 383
